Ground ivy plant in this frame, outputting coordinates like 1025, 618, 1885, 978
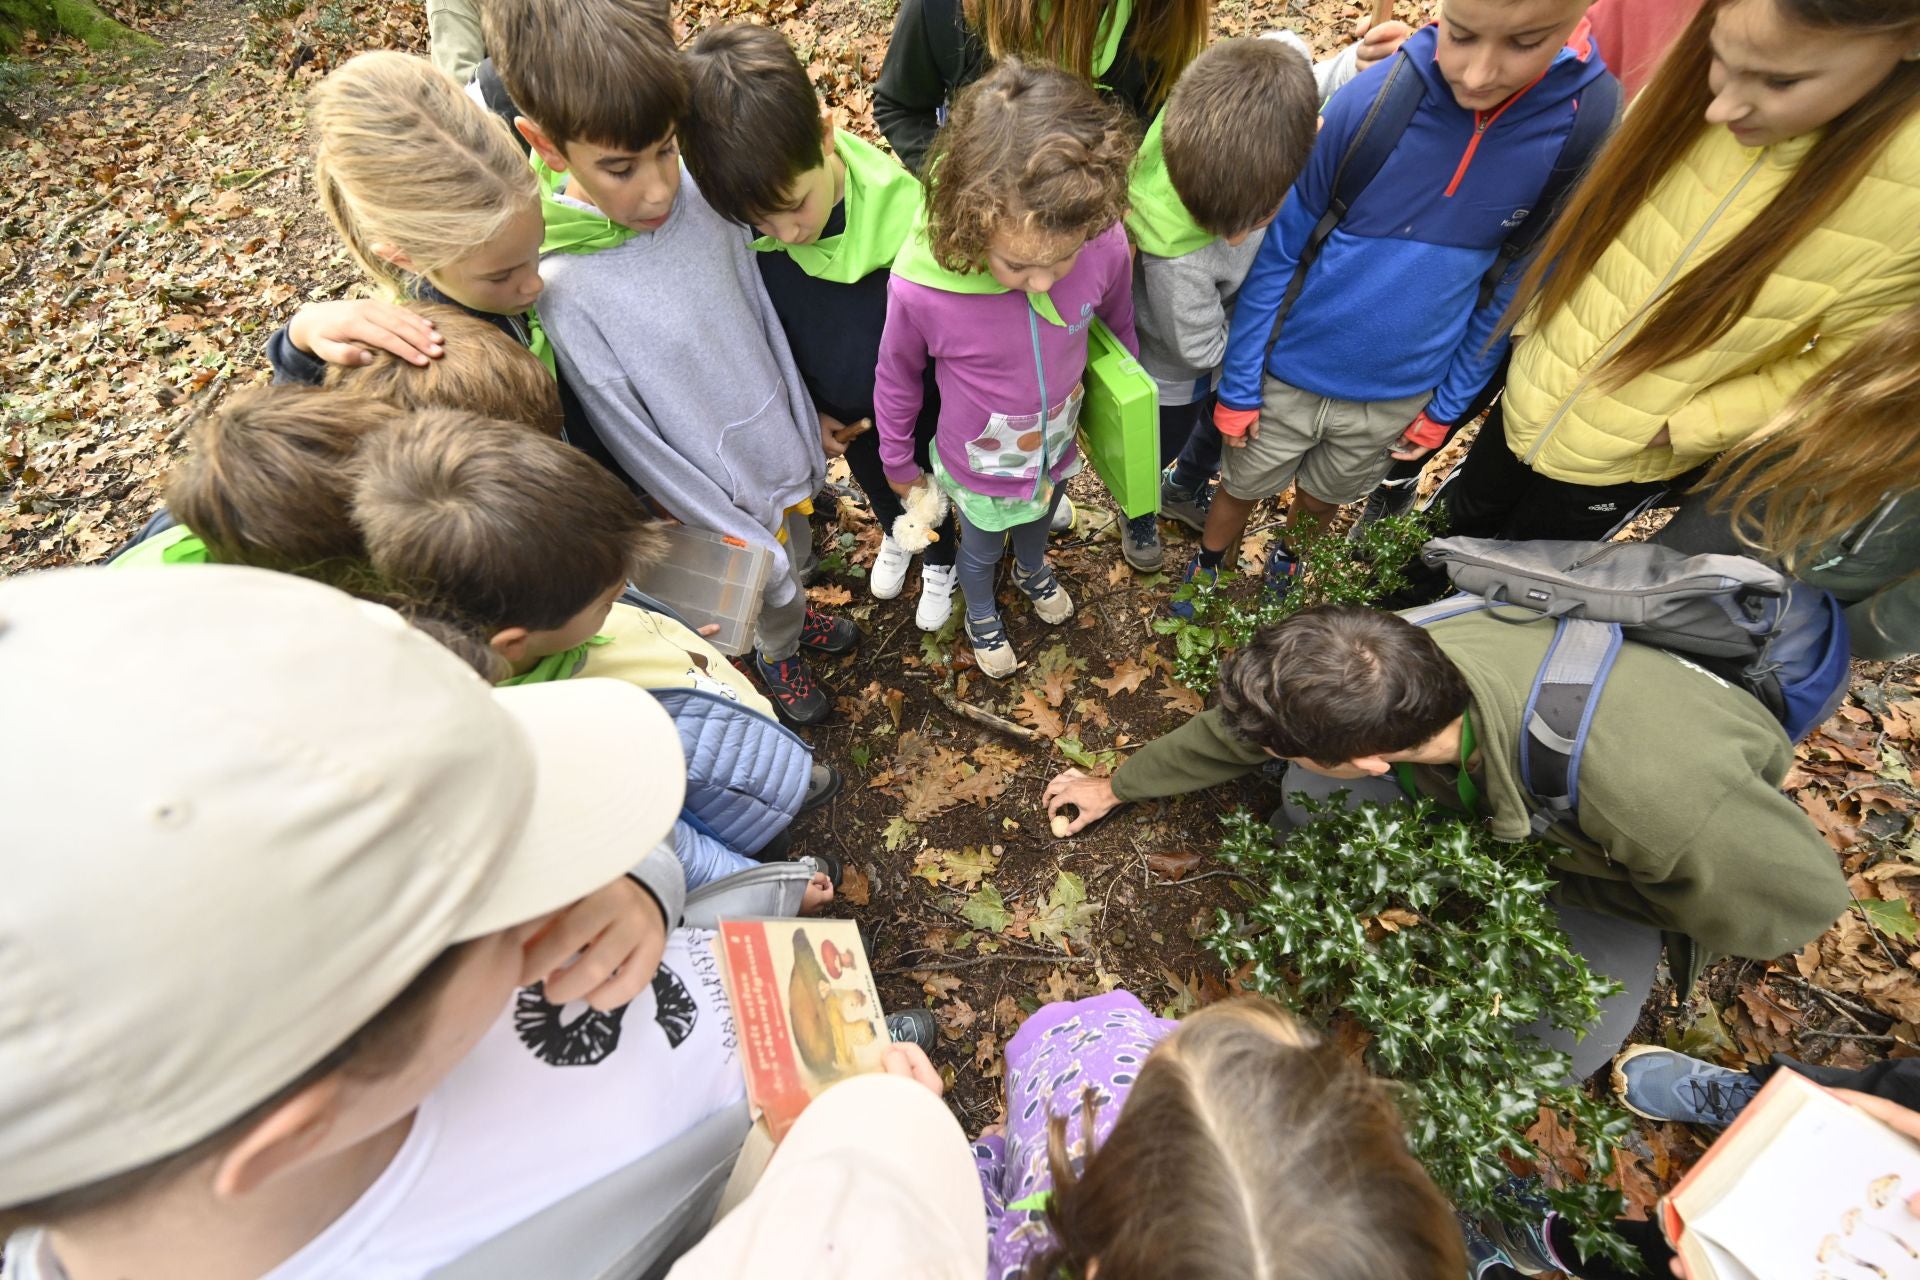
1206, 796, 1641, 1271
1155, 511, 1436, 693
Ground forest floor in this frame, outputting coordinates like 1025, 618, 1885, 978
4, 0, 1916, 1218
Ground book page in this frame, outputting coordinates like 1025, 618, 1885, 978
1688, 1086, 1920, 1280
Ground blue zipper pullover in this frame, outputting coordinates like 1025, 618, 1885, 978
1217, 23, 1613, 425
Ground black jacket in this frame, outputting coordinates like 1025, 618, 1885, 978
873, 0, 1158, 172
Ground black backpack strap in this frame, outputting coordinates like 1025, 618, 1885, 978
1476, 71, 1622, 309
1265, 51, 1425, 358
1519, 617, 1624, 836
473, 58, 532, 157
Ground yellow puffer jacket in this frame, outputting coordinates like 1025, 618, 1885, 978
1503, 112, 1920, 485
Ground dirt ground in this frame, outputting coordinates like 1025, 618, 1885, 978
5, 0, 1917, 1209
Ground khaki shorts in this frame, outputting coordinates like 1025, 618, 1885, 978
1219, 376, 1431, 506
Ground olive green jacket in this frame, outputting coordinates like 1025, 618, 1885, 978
1112, 611, 1848, 967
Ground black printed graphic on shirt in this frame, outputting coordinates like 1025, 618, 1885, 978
513, 964, 700, 1065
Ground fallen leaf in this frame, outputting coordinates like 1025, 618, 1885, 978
807, 583, 853, 607
1157, 676, 1205, 717
1013, 688, 1066, 738
1039, 968, 1085, 1003
1524, 1105, 1590, 1184
1373, 907, 1421, 934
937, 999, 978, 1037
883, 816, 919, 852
962, 882, 1013, 932
1031, 869, 1098, 952
910, 845, 1002, 890
1029, 643, 1086, 708
914, 971, 963, 1000
1093, 656, 1151, 697
839, 861, 871, 907
1146, 850, 1204, 882
1860, 897, 1920, 942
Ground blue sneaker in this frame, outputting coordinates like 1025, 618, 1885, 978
1169, 553, 1220, 620
1611, 1045, 1760, 1126
1261, 541, 1301, 603
1458, 1178, 1559, 1279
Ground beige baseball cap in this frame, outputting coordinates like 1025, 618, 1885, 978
668, 1073, 989, 1278
0, 564, 687, 1204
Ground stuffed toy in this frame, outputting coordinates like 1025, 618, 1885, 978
890, 482, 950, 554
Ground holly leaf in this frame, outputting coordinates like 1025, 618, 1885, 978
1858, 896, 1920, 941
962, 881, 1013, 932
1030, 869, 1098, 952
1094, 656, 1151, 697
1013, 688, 1065, 739
883, 816, 919, 852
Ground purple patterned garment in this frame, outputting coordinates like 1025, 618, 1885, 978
970, 990, 1176, 1278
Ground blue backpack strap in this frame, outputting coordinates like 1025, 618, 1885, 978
1398, 593, 1494, 628
1476, 71, 1622, 309
1519, 617, 1623, 836
1264, 51, 1425, 358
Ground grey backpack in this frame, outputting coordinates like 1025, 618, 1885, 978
1408, 538, 1851, 834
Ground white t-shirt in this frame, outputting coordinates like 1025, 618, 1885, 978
7, 929, 743, 1280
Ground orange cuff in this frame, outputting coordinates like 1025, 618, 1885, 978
1214, 404, 1260, 437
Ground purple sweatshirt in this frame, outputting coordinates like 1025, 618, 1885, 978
971, 990, 1176, 1278
874, 223, 1139, 499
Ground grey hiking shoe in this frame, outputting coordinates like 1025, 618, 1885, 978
1612, 1045, 1760, 1126
1160, 469, 1213, 532
1122, 512, 1164, 572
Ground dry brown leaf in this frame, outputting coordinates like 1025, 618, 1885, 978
839, 861, 872, 907
1157, 676, 1206, 717
1524, 1105, 1590, 1184
1094, 656, 1152, 697
1013, 688, 1066, 738
1147, 849, 1205, 882
914, 971, 962, 1000
807, 583, 853, 607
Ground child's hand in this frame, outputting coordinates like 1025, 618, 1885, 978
881, 1042, 944, 1098
889, 471, 927, 498
1389, 409, 1449, 462
819, 413, 871, 458
287, 299, 444, 368
1353, 15, 1414, 67
520, 876, 668, 1011
1214, 403, 1260, 447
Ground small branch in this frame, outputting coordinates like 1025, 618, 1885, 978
1152, 868, 1259, 889
218, 163, 292, 191
59, 223, 136, 308
1760, 971, 1891, 1031
883, 954, 1092, 975
934, 689, 1040, 742
1850, 888, 1907, 972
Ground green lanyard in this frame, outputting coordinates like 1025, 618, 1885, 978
1394, 709, 1481, 817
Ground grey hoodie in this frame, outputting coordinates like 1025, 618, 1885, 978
537, 169, 825, 608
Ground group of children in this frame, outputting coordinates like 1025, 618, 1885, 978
5, 0, 1920, 1273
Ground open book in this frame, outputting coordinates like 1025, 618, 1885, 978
713, 918, 892, 1141
1661, 1067, 1920, 1280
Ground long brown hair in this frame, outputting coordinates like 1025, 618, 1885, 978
1026, 997, 1463, 1280
1704, 301, 1920, 564
1507, 0, 1920, 386
962, 0, 1209, 112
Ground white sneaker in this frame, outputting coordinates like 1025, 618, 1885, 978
870, 534, 911, 600
1013, 564, 1074, 625
915, 563, 957, 631
1049, 497, 1076, 533
965, 611, 1020, 679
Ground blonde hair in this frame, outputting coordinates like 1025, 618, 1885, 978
310, 51, 538, 296
1705, 301, 1920, 567
1030, 997, 1463, 1280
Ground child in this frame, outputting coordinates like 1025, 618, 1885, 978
0, 565, 741, 1277
1193, 0, 1616, 613
874, 60, 1138, 678
484, 0, 859, 726
268, 51, 626, 480
322, 301, 562, 436
974, 993, 1464, 1278
1121, 35, 1321, 572
1443, 0, 1920, 544
681, 23, 964, 631
351, 408, 838, 906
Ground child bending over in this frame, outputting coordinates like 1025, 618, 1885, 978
976, 992, 1464, 1279
322, 301, 562, 436
875, 59, 1138, 679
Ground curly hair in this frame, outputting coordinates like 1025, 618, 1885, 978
923, 58, 1137, 274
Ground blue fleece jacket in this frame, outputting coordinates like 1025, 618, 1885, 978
1218, 24, 1613, 425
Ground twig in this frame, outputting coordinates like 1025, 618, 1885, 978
933, 688, 1040, 742
1850, 887, 1907, 972
60, 223, 136, 309
1749, 984, 1903, 1047
882, 954, 1092, 975
1152, 868, 1259, 889
218, 163, 292, 191
1760, 971, 1890, 1031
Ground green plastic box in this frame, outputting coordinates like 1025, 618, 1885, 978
1078, 318, 1161, 518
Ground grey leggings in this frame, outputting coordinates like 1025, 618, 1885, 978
1276, 769, 1661, 1081
955, 485, 1066, 622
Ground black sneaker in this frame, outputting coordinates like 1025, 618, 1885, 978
1122, 512, 1164, 572
1347, 477, 1420, 540
885, 1008, 938, 1051
798, 607, 860, 655
754, 652, 831, 725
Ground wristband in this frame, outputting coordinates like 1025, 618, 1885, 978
1214, 404, 1260, 437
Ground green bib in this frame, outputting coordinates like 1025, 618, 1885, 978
1124, 111, 1213, 258
109, 523, 211, 569
495, 633, 613, 686
532, 154, 640, 255
753, 130, 924, 284
891, 205, 1067, 326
